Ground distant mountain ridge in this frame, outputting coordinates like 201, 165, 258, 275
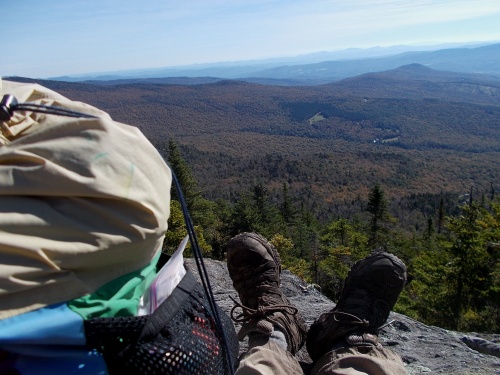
250, 43, 500, 83
48, 42, 500, 85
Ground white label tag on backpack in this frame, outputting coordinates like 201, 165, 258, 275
138, 236, 188, 315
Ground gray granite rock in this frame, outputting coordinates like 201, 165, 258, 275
186, 259, 500, 374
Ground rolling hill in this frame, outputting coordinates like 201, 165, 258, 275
5, 64, 500, 222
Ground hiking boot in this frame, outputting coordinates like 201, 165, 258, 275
306, 251, 407, 362
226, 232, 307, 354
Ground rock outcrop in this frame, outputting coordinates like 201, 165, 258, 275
186, 259, 500, 374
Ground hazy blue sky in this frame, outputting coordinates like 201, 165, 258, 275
2, 0, 500, 78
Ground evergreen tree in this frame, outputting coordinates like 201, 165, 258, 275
271, 233, 312, 283
253, 181, 283, 236
227, 181, 285, 239
318, 218, 369, 300
437, 196, 445, 234
367, 184, 391, 248
445, 202, 495, 330
228, 193, 256, 236
167, 139, 201, 211
280, 182, 296, 224
253, 181, 269, 228
426, 216, 435, 239
209, 199, 234, 259
166, 139, 220, 255
402, 200, 500, 332
294, 201, 318, 259
162, 200, 211, 256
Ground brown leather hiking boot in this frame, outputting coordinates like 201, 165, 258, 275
226, 232, 307, 354
306, 251, 407, 362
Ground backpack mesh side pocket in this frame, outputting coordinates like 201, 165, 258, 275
85, 270, 238, 375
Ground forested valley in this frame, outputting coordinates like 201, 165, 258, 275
164, 137, 499, 335
7, 64, 500, 333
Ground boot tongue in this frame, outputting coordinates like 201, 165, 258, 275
241, 283, 283, 308
238, 319, 274, 341
336, 289, 373, 320
336, 288, 392, 329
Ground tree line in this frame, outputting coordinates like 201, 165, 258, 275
163, 139, 499, 333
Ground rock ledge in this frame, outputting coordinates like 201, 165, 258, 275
186, 259, 500, 375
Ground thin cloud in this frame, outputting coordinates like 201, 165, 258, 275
1, 0, 499, 77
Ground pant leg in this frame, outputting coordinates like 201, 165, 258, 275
310, 346, 407, 375
236, 340, 303, 375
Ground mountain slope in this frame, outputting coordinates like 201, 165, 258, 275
325, 64, 500, 105
5, 66, 499, 220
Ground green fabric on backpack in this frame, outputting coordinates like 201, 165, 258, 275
68, 253, 160, 319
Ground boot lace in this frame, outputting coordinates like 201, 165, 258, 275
229, 296, 298, 323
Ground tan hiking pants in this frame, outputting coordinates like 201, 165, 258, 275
236, 340, 407, 375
